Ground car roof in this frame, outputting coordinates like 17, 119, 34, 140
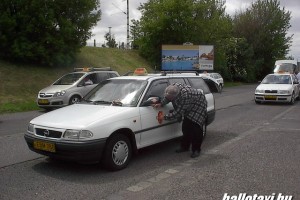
67, 71, 118, 75
267, 73, 291, 76
110, 72, 219, 84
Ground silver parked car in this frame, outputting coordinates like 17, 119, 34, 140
37, 67, 119, 110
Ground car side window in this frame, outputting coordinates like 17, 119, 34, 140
80, 74, 96, 85
186, 78, 210, 94
168, 78, 186, 85
143, 79, 169, 100
110, 73, 118, 78
96, 73, 110, 83
88, 74, 97, 84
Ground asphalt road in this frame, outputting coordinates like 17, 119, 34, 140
0, 84, 299, 200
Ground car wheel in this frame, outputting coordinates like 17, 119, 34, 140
289, 92, 295, 105
69, 95, 81, 105
255, 100, 261, 104
102, 134, 132, 171
219, 84, 223, 92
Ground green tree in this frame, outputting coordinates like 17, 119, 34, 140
0, 0, 101, 66
130, 19, 142, 49
137, 0, 232, 67
104, 32, 117, 48
233, 0, 292, 80
220, 37, 255, 82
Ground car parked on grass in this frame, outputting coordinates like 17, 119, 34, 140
254, 73, 300, 104
37, 67, 119, 110
25, 69, 220, 171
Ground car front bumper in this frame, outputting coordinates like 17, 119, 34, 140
24, 133, 107, 162
37, 96, 69, 108
254, 94, 292, 103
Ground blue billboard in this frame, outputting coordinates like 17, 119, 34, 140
161, 45, 214, 71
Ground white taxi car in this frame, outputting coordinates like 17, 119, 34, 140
254, 73, 300, 104
25, 70, 220, 171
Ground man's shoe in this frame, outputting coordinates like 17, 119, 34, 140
175, 148, 189, 153
191, 151, 200, 158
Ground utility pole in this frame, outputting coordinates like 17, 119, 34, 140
127, 0, 130, 49
111, 1, 130, 49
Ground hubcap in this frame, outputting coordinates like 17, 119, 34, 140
71, 97, 79, 104
112, 141, 128, 166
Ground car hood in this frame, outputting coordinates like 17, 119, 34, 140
30, 104, 135, 129
39, 85, 74, 93
256, 84, 292, 90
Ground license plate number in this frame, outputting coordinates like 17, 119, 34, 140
265, 95, 276, 100
38, 99, 49, 104
33, 140, 56, 152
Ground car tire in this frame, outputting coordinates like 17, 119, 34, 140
255, 100, 261, 104
219, 84, 223, 92
289, 92, 295, 105
69, 95, 81, 105
102, 134, 132, 171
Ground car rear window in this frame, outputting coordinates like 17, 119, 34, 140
186, 78, 210, 94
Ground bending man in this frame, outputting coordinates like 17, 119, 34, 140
153, 83, 207, 158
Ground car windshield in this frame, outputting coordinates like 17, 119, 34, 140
84, 79, 148, 107
53, 73, 85, 85
261, 74, 291, 84
274, 63, 295, 74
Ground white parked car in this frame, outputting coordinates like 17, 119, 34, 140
25, 70, 220, 171
205, 72, 224, 89
254, 73, 300, 104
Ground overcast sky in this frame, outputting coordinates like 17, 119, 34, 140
87, 0, 300, 60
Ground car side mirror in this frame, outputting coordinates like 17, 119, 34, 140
141, 97, 161, 106
84, 82, 92, 86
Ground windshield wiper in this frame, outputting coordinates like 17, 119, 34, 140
80, 98, 93, 103
112, 100, 123, 106
93, 100, 112, 105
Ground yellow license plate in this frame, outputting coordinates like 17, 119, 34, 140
33, 140, 56, 152
38, 99, 49, 104
265, 95, 276, 99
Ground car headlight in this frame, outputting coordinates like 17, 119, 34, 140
63, 130, 93, 140
255, 89, 264, 93
278, 90, 290, 94
27, 124, 34, 134
54, 90, 66, 97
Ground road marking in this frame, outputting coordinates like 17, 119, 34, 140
118, 104, 296, 197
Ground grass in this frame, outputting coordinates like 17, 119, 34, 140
0, 47, 243, 114
0, 47, 152, 114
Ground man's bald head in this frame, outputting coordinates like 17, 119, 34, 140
164, 85, 179, 101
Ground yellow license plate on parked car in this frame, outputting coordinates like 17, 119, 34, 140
265, 95, 276, 100
33, 140, 56, 152
38, 99, 49, 104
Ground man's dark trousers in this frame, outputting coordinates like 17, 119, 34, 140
181, 118, 203, 152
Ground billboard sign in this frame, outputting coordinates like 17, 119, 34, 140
161, 45, 214, 71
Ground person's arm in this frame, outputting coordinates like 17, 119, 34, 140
164, 92, 189, 120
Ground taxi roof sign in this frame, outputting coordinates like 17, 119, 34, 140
134, 68, 148, 76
